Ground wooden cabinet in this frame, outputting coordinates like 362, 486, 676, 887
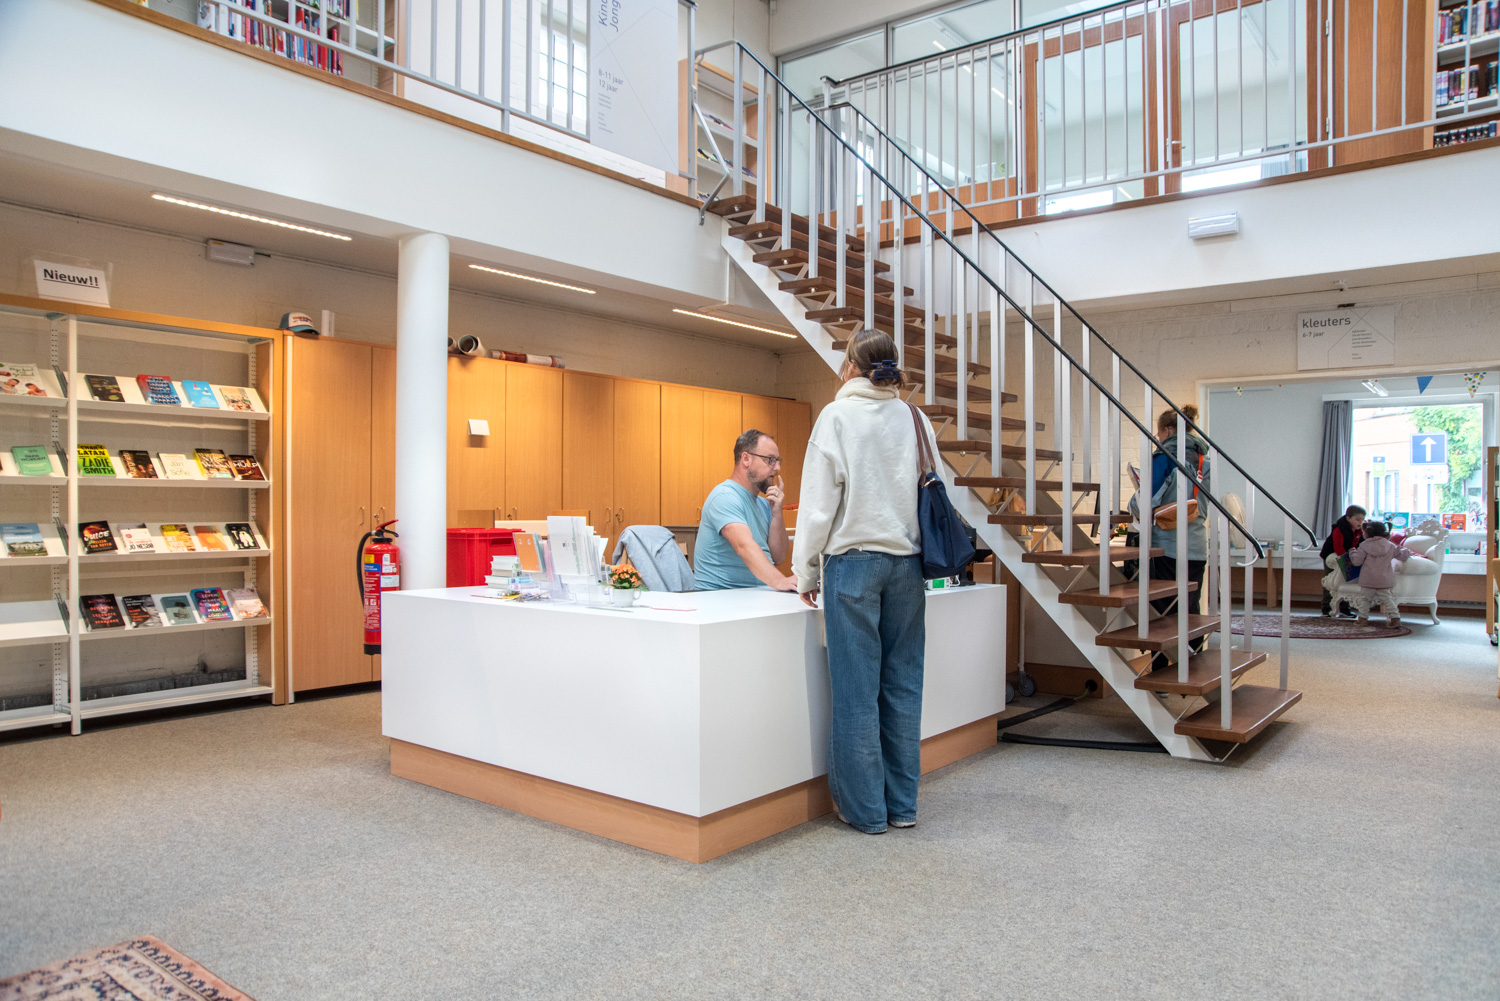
504, 364, 562, 518
562, 371, 615, 530
741, 394, 779, 441
661, 384, 704, 525
448, 356, 506, 525
701, 390, 743, 500
288, 336, 377, 692
776, 398, 811, 512
613, 380, 661, 535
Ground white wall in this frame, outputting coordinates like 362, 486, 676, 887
0, 202, 788, 396
697, 0, 773, 63
770, 0, 933, 53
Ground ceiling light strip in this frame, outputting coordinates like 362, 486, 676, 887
671, 309, 797, 339
468, 263, 596, 294
150, 193, 352, 241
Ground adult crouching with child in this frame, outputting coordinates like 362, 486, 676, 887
792, 329, 941, 836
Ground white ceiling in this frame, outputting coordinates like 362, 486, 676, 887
0, 148, 808, 354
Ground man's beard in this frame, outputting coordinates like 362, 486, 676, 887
753, 475, 774, 494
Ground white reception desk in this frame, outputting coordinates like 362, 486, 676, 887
383, 583, 1005, 862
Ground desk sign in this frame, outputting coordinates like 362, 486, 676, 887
33, 260, 111, 306
1296, 306, 1394, 371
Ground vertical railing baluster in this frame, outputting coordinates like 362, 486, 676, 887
922, 173, 934, 407
835, 113, 847, 312
808, 111, 819, 279
893, 153, 905, 372
991, 240, 1002, 482
1176, 412, 1188, 682
1080, 323, 1091, 488
1138, 382, 1151, 639
956, 252, 968, 442
1024, 287, 1036, 515
1281, 513, 1293, 689
1098, 380, 1111, 594
1206, 446, 1219, 618
733, 45, 744, 198
864, 153, 876, 340
1061, 340, 1073, 555
1220, 505, 1233, 728
754, 63, 766, 224
1243, 480, 1256, 652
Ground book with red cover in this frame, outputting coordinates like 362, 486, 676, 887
135, 374, 181, 406
227, 454, 266, 481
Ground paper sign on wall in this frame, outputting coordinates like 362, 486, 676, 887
1296, 306, 1395, 370
33, 261, 111, 306
588, 0, 679, 175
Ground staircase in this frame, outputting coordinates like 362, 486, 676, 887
695, 43, 1314, 761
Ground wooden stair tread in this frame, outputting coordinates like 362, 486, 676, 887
726, 219, 865, 255
832, 332, 956, 350
712, 200, 866, 252
955, 475, 1097, 491
923, 378, 993, 403
777, 275, 915, 298
1022, 546, 1162, 566
805, 306, 925, 329
1058, 580, 1197, 607
1174, 684, 1302, 743
1135, 649, 1266, 696
751, 247, 891, 273
939, 441, 1062, 460
902, 349, 990, 377
1095, 614, 1221, 651
989, 512, 1132, 527
919, 407, 1036, 433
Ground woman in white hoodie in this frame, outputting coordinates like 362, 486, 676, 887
793, 329, 941, 835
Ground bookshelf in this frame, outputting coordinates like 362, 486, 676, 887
1433, 0, 1500, 146
693, 58, 761, 199
0, 294, 283, 735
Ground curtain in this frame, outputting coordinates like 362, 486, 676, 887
1313, 400, 1353, 538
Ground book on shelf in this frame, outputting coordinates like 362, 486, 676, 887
194, 449, 234, 479
85, 374, 125, 403
136, 374, 181, 406
0, 362, 60, 399
121, 594, 164, 628
0, 523, 47, 558
80, 593, 124, 630
226, 586, 268, 619
117, 449, 159, 479
158, 453, 202, 480
76, 443, 117, 477
193, 525, 228, 551
181, 380, 221, 408
223, 522, 261, 550
78, 521, 118, 554
190, 587, 234, 621
157, 524, 197, 553
227, 454, 265, 481
11, 445, 54, 476
153, 593, 199, 626
116, 523, 158, 554
214, 386, 266, 413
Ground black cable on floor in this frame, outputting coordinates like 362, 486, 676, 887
1000, 732, 1167, 753
995, 697, 1076, 731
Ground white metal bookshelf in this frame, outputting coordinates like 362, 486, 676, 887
0, 301, 278, 735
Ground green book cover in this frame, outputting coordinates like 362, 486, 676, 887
76, 443, 116, 477
10, 445, 52, 476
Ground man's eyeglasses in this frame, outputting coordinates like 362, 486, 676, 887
746, 451, 783, 467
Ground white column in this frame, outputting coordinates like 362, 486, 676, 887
395, 232, 449, 590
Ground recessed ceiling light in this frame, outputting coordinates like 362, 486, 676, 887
151, 193, 351, 240
468, 263, 596, 294
672, 308, 798, 339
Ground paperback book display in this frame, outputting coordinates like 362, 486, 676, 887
70, 373, 268, 413
79, 585, 268, 629
62, 522, 267, 556
78, 521, 117, 554
479, 517, 610, 602
15, 443, 266, 482
9, 445, 54, 476
0, 523, 47, 557
0, 361, 64, 398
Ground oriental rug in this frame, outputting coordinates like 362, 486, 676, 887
1229, 612, 1411, 640
0, 936, 254, 1001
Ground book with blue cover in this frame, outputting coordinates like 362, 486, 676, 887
181, 380, 220, 408
0, 523, 46, 558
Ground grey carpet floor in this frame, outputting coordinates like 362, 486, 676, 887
2, 619, 1498, 1000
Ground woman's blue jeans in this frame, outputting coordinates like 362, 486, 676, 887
822, 550, 926, 833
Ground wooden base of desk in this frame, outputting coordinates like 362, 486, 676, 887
391, 714, 999, 863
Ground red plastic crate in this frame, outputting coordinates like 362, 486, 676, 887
447, 528, 517, 587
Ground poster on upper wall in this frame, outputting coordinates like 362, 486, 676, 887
1296, 306, 1395, 371
588, 0, 679, 175
33, 260, 111, 307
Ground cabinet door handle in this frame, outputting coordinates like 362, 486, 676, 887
602, 507, 611, 524
377, 506, 385, 523
616, 508, 624, 522
359, 505, 366, 526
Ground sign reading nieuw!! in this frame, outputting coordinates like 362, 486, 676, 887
33, 261, 111, 306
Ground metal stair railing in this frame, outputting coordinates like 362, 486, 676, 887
696, 40, 1305, 720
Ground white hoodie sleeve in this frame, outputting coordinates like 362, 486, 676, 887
791, 439, 844, 592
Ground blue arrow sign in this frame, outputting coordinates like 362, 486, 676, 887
1410, 431, 1448, 465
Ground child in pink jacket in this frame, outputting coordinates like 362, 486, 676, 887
1347, 521, 1412, 625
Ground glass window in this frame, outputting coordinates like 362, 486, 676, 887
1021, 0, 1115, 29
1350, 403, 1488, 533
891, 0, 1013, 66
780, 31, 885, 103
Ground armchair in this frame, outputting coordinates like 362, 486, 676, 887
1323, 519, 1448, 625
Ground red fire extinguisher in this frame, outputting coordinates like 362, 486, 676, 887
357, 519, 399, 655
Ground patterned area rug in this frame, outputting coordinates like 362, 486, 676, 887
1230, 612, 1411, 640
0, 936, 254, 1000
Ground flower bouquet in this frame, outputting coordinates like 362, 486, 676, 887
607, 565, 646, 607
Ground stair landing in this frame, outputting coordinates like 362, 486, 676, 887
1175, 685, 1302, 743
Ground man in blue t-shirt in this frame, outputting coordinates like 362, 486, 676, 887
694, 428, 795, 591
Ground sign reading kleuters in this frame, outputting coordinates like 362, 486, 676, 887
1296, 305, 1395, 370
33, 260, 111, 306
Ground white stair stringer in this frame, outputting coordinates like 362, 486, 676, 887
722, 222, 1218, 762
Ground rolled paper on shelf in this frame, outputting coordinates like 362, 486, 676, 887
457, 335, 484, 356
494, 350, 564, 368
